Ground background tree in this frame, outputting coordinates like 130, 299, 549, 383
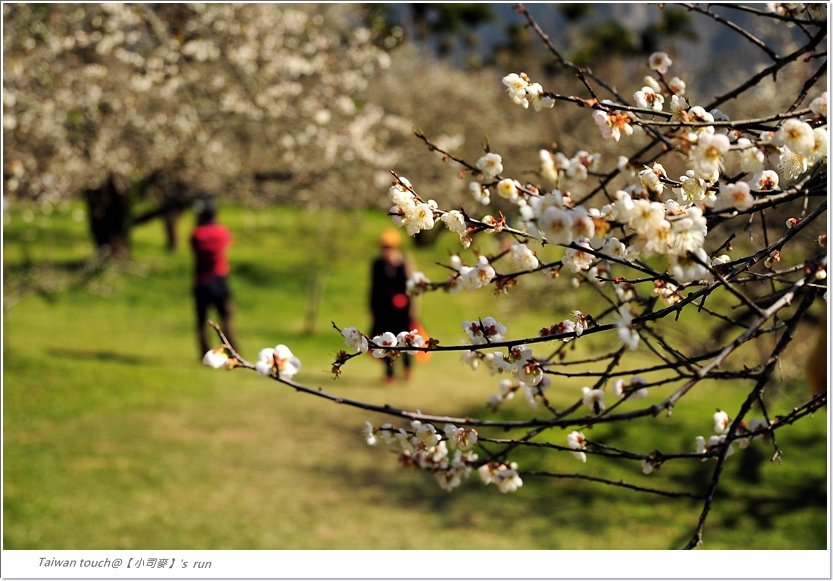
3, 4, 402, 258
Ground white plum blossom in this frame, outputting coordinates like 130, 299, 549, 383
613, 376, 648, 399
564, 237, 595, 273
493, 463, 523, 493
686, 106, 716, 136
643, 75, 662, 93
566, 430, 587, 462
616, 305, 640, 351
695, 434, 735, 460
669, 76, 686, 95
695, 435, 707, 455
462, 317, 506, 345
341, 326, 369, 354
363, 421, 378, 446
735, 137, 765, 175
581, 386, 606, 414
526, 81, 555, 111
634, 86, 664, 111
713, 410, 730, 434
669, 207, 708, 255
406, 202, 436, 236
411, 420, 441, 448
397, 329, 426, 350
370, 331, 398, 358
440, 210, 470, 246
778, 147, 809, 180
809, 127, 828, 161
593, 107, 634, 142
690, 133, 730, 181
540, 205, 575, 245
648, 51, 672, 74
507, 242, 540, 271
809, 91, 827, 118
202, 347, 230, 369
571, 206, 596, 240
503, 72, 554, 111
775, 119, 816, 157
469, 181, 490, 205
514, 348, 543, 386
406, 271, 431, 296
669, 94, 689, 122
716, 181, 755, 212
444, 424, 478, 451
476, 152, 503, 180
496, 178, 519, 201
539, 149, 559, 184
639, 163, 666, 196
755, 170, 780, 191
255, 344, 301, 380
502, 72, 530, 107
458, 255, 496, 290
668, 248, 711, 282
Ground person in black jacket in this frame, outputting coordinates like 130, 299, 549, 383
370, 229, 414, 384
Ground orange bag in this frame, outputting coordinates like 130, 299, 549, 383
414, 322, 432, 362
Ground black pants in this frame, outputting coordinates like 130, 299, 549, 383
194, 276, 232, 326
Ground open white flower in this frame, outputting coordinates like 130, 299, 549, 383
507, 242, 539, 271
255, 344, 301, 380
444, 424, 478, 451
713, 410, 730, 434
462, 316, 506, 345
648, 51, 672, 74
581, 386, 606, 414
370, 331, 398, 358
396, 329, 425, 350
502, 72, 529, 107
363, 421, 378, 446
563, 237, 594, 273
690, 133, 729, 180
776, 119, 815, 157
476, 152, 503, 180
566, 430, 587, 462
540, 205, 574, 245
616, 305, 640, 351
755, 169, 780, 191
634, 86, 664, 111
341, 326, 369, 354
494, 462, 523, 493
810, 91, 827, 119
202, 347, 230, 369
593, 108, 633, 142
496, 178, 519, 201
716, 181, 755, 212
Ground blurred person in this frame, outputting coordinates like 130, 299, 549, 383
370, 229, 414, 384
191, 199, 236, 358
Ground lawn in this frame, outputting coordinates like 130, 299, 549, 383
2, 201, 827, 550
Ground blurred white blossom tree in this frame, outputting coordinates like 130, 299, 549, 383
3, 4, 402, 256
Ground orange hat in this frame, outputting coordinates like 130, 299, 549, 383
379, 228, 402, 248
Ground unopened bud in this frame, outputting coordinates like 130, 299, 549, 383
786, 217, 799, 229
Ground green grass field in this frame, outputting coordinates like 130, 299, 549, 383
3, 202, 827, 550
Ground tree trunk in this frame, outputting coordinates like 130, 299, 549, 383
164, 208, 181, 253
83, 174, 131, 259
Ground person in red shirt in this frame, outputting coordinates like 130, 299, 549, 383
191, 201, 236, 358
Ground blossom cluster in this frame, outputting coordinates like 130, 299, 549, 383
363, 420, 481, 492
340, 325, 426, 359
694, 410, 772, 460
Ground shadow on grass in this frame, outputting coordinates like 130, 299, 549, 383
49, 347, 150, 365
320, 395, 828, 549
